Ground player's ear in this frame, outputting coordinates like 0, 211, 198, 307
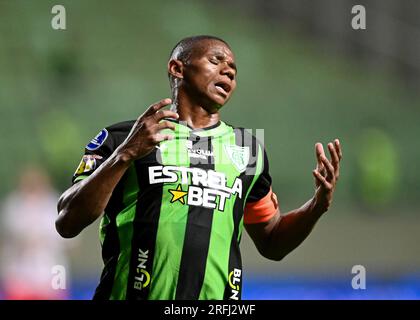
168, 59, 184, 80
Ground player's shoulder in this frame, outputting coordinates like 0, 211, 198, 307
103, 119, 136, 143
85, 119, 135, 153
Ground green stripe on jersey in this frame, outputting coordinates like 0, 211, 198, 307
199, 126, 237, 299
110, 165, 139, 299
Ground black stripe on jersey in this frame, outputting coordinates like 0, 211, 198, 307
93, 180, 125, 300
175, 134, 215, 300
126, 150, 163, 300
224, 128, 259, 300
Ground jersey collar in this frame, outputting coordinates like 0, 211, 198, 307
167, 119, 230, 138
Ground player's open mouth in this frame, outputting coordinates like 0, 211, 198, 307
214, 81, 231, 96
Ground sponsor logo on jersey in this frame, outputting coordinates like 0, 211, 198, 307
186, 140, 214, 159
134, 248, 151, 290
149, 166, 242, 211
86, 128, 108, 151
74, 154, 102, 176
228, 268, 242, 300
224, 145, 249, 173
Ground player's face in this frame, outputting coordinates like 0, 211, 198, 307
182, 40, 237, 110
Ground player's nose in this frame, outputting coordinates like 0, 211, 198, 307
220, 64, 235, 81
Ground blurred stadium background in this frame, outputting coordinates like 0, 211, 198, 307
1, 0, 419, 299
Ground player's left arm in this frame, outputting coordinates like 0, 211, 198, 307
245, 139, 342, 261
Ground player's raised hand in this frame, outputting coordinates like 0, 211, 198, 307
312, 139, 342, 212
116, 98, 179, 162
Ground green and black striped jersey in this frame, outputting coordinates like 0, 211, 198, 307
72, 119, 272, 300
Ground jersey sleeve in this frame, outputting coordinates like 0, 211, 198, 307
244, 147, 279, 224
72, 127, 115, 184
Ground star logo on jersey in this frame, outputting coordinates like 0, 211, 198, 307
224, 145, 249, 173
168, 184, 188, 204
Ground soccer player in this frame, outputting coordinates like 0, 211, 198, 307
56, 35, 342, 300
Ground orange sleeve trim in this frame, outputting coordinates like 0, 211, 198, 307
244, 188, 279, 224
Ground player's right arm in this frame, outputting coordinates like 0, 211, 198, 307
56, 98, 177, 238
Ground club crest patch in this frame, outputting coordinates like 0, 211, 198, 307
224, 145, 249, 173
86, 129, 108, 151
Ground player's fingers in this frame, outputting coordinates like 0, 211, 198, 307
316, 162, 326, 177
315, 143, 325, 158
155, 120, 176, 132
153, 133, 174, 144
312, 170, 332, 190
315, 143, 326, 174
152, 109, 179, 122
143, 98, 172, 117
334, 139, 342, 160
328, 142, 340, 172
328, 142, 340, 181
315, 142, 325, 167
320, 155, 335, 181
162, 134, 174, 141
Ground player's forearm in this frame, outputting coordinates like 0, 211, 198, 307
56, 150, 132, 238
264, 197, 326, 261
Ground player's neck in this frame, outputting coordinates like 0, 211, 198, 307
172, 92, 220, 130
